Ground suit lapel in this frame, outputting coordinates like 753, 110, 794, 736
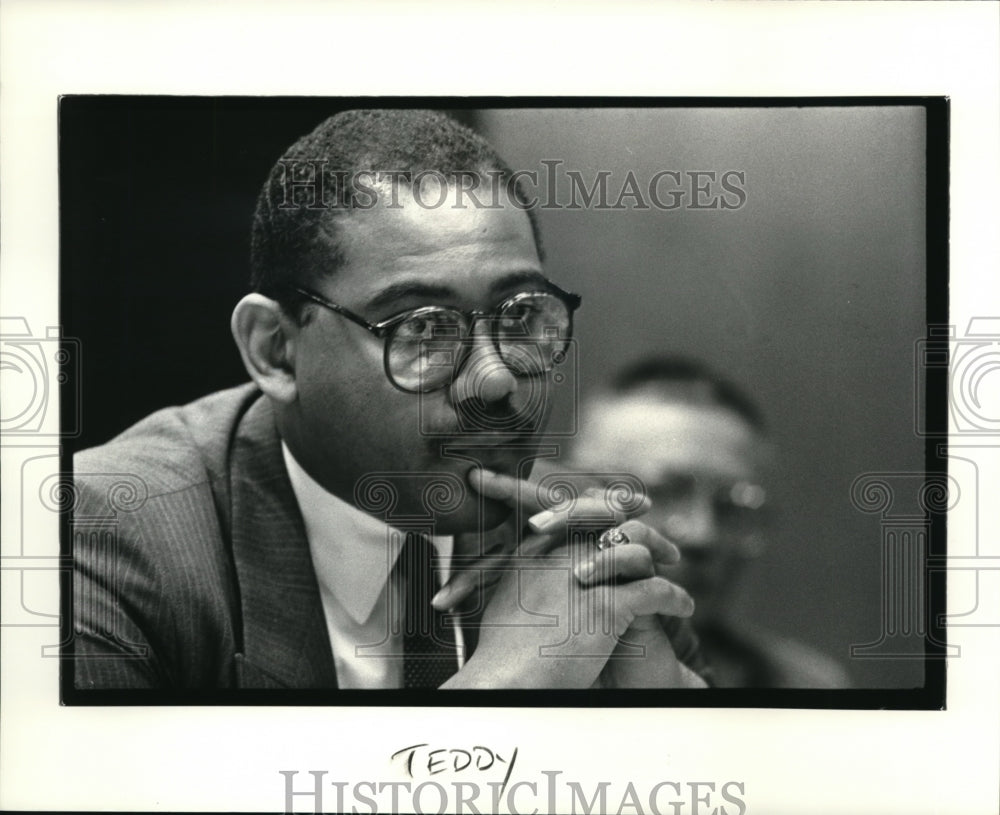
229, 395, 337, 689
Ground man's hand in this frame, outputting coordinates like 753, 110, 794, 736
440, 468, 703, 689
442, 540, 694, 688
435, 469, 677, 611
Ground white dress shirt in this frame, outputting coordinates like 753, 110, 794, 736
281, 444, 464, 688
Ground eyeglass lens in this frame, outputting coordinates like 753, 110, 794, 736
387, 293, 572, 392
650, 475, 767, 537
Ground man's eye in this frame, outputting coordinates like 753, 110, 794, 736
651, 474, 697, 502
396, 316, 434, 339
504, 303, 539, 322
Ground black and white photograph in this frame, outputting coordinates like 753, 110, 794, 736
60, 99, 943, 705
2, 3, 998, 815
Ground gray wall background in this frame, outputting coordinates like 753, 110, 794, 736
478, 107, 927, 688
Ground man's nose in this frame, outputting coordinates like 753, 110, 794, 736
448, 323, 519, 417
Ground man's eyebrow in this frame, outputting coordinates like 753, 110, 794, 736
488, 270, 552, 296
366, 282, 457, 312
366, 271, 553, 313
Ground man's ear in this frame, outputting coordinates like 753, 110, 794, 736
231, 294, 300, 404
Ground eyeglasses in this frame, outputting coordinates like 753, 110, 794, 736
649, 475, 768, 539
292, 284, 582, 393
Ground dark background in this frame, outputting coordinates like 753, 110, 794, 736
61, 98, 938, 690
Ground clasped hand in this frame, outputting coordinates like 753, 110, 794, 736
439, 469, 705, 689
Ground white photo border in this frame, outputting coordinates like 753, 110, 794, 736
1, 2, 998, 814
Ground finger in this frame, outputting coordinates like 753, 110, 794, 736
566, 520, 681, 582
523, 517, 682, 578
616, 519, 682, 569
468, 468, 546, 515
527, 488, 652, 535
514, 530, 565, 558
432, 551, 510, 611
572, 543, 654, 585
605, 576, 695, 626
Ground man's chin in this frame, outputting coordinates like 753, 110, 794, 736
432, 494, 512, 536
435, 438, 542, 476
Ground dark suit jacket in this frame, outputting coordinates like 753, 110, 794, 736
73, 383, 336, 689
697, 620, 852, 689
72, 384, 706, 690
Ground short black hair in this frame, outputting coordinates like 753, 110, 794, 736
249, 109, 544, 314
611, 355, 766, 433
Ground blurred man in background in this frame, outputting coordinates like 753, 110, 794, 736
571, 356, 851, 688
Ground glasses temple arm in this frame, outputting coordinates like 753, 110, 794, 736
292, 287, 381, 333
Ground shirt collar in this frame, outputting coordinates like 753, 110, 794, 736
281, 443, 452, 625
282, 443, 407, 625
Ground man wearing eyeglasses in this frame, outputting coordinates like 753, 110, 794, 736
72, 109, 706, 691
571, 356, 851, 688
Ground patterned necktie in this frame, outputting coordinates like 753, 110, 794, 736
398, 532, 460, 688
